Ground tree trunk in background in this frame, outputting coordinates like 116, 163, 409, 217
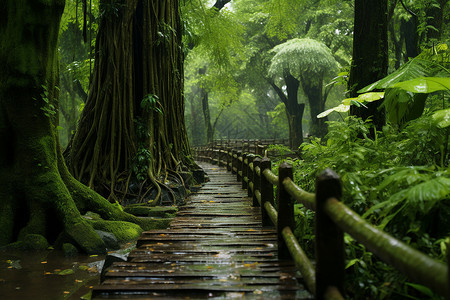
0, 0, 152, 254
348, 0, 388, 129
425, 0, 448, 42
201, 87, 214, 144
301, 74, 327, 138
67, 0, 194, 202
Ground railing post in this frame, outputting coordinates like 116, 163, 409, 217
259, 157, 273, 227
226, 147, 231, 171
315, 169, 344, 299
277, 162, 295, 259
252, 157, 261, 207
231, 150, 236, 174
246, 155, 254, 197
211, 142, 216, 165
242, 153, 248, 190
217, 146, 222, 167
236, 151, 242, 182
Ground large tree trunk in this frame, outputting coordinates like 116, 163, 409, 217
348, 0, 388, 129
66, 0, 195, 202
201, 86, 214, 144
301, 74, 327, 138
270, 74, 304, 149
0, 0, 156, 254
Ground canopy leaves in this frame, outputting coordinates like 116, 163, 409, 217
268, 38, 339, 80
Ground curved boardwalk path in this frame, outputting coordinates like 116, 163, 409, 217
93, 162, 312, 299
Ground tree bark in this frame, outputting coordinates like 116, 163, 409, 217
270, 74, 304, 149
66, 0, 195, 201
348, 0, 388, 129
300, 74, 327, 137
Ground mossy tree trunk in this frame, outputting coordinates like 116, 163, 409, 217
0, 0, 155, 254
270, 74, 304, 149
66, 0, 193, 202
348, 0, 388, 129
300, 74, 328, 138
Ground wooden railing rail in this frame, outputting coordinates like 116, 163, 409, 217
193, 144, 450, 300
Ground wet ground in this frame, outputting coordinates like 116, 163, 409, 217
0, 245, 133, 300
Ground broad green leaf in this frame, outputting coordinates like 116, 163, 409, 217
317, 104, 349, 118
432, 108, 450, 128
405, 283, 434, 297
381, 89, 427, 124
346, 92, 385, 103
359, 57, 450, 93
392, 77, 450, 93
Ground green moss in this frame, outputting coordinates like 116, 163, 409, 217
88, 220, 143, 244
66, 221, 106, 255
22, 234, 49, 250
62, 243, 78, 257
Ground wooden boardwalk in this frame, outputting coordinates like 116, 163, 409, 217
93, 163, 312, 299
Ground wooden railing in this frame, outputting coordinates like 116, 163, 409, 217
194, 144, 450, 300
195, 139, 290, 159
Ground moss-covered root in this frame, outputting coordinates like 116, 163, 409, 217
62, 170, 162, 231
24, 170, 107, 254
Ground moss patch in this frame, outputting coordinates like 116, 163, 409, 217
22, 234, 49, 250
88, 220, 143, 244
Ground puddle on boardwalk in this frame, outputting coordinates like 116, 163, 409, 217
0, 245, 132, 300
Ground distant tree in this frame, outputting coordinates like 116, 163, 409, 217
268, 38, 338, 147
348, 0, 388, 128
183, 0, 243, 144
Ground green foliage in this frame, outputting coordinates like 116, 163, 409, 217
141, 94, 163, 115
288, 114, 450, 298
268, 38, 339, 80
182, 0, 244, 67
33, 85, 58, 118
352, 44, 450, 125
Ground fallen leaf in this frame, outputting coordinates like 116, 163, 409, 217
253, 290, 263, 295
75, 279, 83, 283
63, 291, 70, 294
56, 269, 75, 276
41, 261, 48, 264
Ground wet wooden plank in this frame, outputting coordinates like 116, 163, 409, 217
92, 162, 312, 299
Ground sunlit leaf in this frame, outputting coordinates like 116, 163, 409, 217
432, 108, 450, 128
359, 57, 450, 92
392, 77, 450, 93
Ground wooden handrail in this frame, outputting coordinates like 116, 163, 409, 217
193, 143, 450, 300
